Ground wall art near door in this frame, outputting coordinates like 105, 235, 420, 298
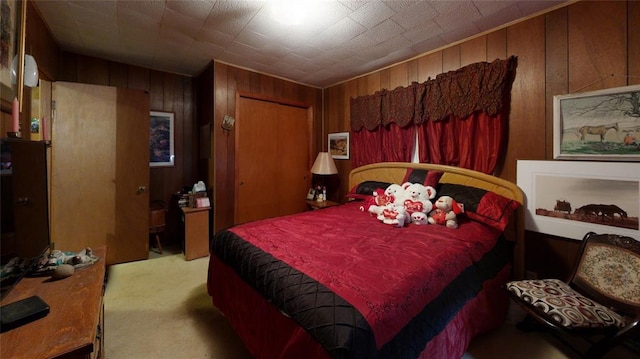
1, 0, 22, 108
553, 84, 640, 161
150, 111, 174, 167
517, 160, 639, 240
328, 132, 349, 159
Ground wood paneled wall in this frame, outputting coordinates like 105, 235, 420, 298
323, 0, 640, 278
208, 61, 322, 232
55, 53, 196, 210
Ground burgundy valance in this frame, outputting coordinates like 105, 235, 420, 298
350, 56, 517, 130
350, 92, 382, 131
381, 83, 418, 127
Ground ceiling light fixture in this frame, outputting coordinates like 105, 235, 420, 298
271, 0, 307, 26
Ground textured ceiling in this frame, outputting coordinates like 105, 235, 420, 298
33, 0, 566, 88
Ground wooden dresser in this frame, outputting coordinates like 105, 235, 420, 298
1, 246, 106, 359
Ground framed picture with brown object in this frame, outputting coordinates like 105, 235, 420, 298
0, 0, 24, 109
517, 160, 639, 240
328, 132, 349, 160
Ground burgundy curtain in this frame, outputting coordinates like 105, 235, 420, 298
351, 128, 383, 169
417, 111, 507, 174
381, 123, 414, 162
349, 57, 516, 172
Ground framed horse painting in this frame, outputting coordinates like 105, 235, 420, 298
553, 84, 640, 161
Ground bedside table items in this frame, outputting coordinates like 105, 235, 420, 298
306, 200, 339, 211
176, 181, 210, 208
310, 152, 338, 202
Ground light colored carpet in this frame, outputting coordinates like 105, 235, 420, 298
104, 253, 638, 359
104, 253, 251, 359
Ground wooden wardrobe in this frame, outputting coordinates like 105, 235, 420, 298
48, 81, 150, 265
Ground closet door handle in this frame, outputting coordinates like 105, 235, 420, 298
137, 186, 147, 193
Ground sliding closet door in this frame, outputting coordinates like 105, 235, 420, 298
276, 103, 310, 217
235, 97, 311, 225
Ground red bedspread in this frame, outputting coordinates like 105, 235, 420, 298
229, 201, 502, 348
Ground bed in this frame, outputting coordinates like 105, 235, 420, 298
207, 162, 524, 358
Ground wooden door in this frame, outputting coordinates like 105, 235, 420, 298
51, 82, 149, 264
235, 97, 310, 225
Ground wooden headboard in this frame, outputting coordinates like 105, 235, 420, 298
349, 162, 525, 278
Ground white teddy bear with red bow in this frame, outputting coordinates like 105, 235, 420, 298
368, 183, 406, 216
377, 203, 408, 227
402, 182, 436, 220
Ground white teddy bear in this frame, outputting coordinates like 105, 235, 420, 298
402, 182, 436, 219
377, 203, 408, 227
368, 183, 406, 216
410, 212, 429, 225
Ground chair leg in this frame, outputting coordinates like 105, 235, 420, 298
155, 233, 163, 254
584, 335, 618, 359
516, 314, 543, 332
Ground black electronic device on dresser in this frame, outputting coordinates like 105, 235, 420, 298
0, 139, 51, 301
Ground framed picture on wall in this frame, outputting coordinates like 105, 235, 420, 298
0, 0, 23, 108
553, 84, 640, 161
517, 160, 639, 240
328, 132, 349, 159
150, 111, 175, 167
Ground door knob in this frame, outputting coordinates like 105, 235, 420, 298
137, 186, 147, 193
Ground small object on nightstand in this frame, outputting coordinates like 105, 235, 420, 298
306, 200, 339, 210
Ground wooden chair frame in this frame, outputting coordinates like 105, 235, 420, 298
507, 232, 640, 359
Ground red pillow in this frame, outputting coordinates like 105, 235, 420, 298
436, 183, 520, 231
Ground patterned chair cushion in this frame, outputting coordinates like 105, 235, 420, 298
575, 243, 640, 307
506, 279, 627, 329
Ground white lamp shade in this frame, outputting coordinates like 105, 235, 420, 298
11, 54, 39, 88
310, 152, 338, 175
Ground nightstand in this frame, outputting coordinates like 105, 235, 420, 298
181, 206, 210, 260
306, 200, 340, 210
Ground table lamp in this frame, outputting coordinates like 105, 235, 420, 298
310, 152, 337, 202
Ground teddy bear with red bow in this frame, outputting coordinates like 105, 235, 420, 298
367, 183, 405, 217
428, 195, 465, 229
377, 203, 408, 227
360, 188, 393, 213
402, 182, 436, 222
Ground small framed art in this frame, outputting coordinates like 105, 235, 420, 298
328, 132, 349, 159
150, 111, 175, 167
